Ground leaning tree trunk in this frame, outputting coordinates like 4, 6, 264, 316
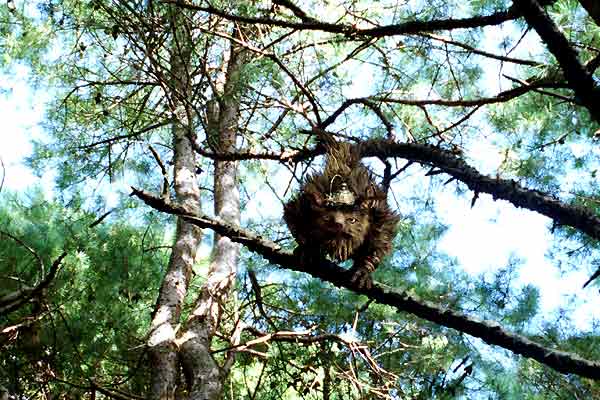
178, 29, 248, 399
147, 6, 199, 400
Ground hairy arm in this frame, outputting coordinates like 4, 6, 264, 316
351, 205, 400, 287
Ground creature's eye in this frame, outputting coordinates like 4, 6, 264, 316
348, 217, 357, 224
323, 215, 332, 221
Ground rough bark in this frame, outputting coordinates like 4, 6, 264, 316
178, 30, 248, 400
147, 7, 200, 400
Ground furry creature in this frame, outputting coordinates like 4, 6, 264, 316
283, 138, 399, 288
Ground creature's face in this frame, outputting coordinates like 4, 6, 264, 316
311, 208, 370, 261
314, 209, 368, 237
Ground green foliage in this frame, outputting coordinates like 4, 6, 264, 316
0, 189, 168, 396
0, 4, 53, 72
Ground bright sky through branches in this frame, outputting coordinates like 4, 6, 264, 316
1, 24, 599, 334
0, 64, 54, 193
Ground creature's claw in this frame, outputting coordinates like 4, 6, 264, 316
349, 267, 373, 289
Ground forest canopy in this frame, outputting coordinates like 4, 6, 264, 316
1, 0, 600, 399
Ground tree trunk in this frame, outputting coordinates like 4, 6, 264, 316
178, 29, 248, 399
147, 7, 199, 400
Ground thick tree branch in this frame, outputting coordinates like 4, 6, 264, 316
166, 0, 520, 37
131, 188, 600, 380
192, 142, 307, 162
196, 139, 600, 246
515, 0, 600, 122
362, 141, 600, 243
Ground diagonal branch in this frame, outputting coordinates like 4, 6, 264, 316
131, 188, 600, 380
194, 139, 600, 246
166, 0, 520, 37
0, 252, 67, 316
514, 0, 600, 122
361, 141, 600, 242
416, 33, 541, 66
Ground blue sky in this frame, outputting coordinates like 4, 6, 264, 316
0, 64, 54, 193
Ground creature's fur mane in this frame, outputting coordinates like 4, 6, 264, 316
283, 133, 400, 278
